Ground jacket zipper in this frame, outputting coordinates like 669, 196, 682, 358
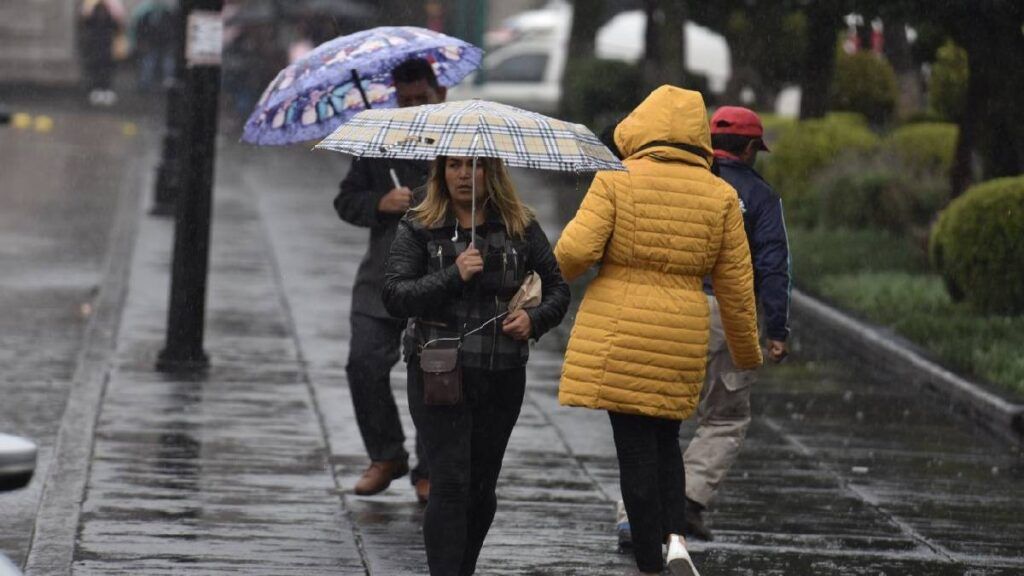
436, 245, 443, 268
490, 249, 507, 370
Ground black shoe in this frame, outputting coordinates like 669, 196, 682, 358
683, 498, 714, 541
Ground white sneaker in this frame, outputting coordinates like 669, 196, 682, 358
615, 500, 632, 551
666, 534, 700, 576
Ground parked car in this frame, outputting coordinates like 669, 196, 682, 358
0, 433, 37, 576
449, 1, 731, 115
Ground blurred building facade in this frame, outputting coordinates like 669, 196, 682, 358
0, 0, 150, 85
0, 0, 81, 84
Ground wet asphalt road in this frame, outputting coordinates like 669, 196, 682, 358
0, 96, 153, 568
0, 102, 1021, 575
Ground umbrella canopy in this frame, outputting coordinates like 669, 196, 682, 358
242, 26, 483, 146
314, 99, 625, 173
316, 99, 624, 242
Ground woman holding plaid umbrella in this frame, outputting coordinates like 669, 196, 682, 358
381, 155, 569, 575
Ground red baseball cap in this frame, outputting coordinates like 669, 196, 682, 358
710, 106, 769, 151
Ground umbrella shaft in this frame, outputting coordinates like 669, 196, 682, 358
350, 69, 371, 109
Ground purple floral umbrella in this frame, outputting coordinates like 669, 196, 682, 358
242, 26, 483, 146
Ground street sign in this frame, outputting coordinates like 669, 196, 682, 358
186, 10, 223, 67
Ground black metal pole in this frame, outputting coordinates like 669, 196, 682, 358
157, 0, 224, 372
151, 1, 188, 217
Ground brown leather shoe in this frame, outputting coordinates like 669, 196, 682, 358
354, 460, 409, 496
414, 478, 430, 504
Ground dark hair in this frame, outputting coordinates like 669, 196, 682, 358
599, 116, 626, 160
711, 133, 759, 155
392, 58, 440, 89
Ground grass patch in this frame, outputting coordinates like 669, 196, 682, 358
789, 228, 1024, 397
788, 228, 929, 292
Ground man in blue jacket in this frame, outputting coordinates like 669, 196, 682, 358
684, 106, 791, 540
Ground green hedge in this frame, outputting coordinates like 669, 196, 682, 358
830, 50, 899, 125
929, 40, 968, 122
761, 113, 881, 227
815, 162, 903, 231
930, 176, 1024, 314
884, 122, 958, 175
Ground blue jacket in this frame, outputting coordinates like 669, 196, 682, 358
705, 156, 791, 341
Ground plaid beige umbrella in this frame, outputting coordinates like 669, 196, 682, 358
314, 99, 625, 173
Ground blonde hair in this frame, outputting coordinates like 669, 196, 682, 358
412, 156, 535, 238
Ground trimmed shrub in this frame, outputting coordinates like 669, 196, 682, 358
814, 154, 948, 234
929, 40, 968, 122
885, 122, 958, 175
830, 49, 899, 125
562, 58, 643, 130
761, 113, 881, 227
930, 176, 1024, 314
882, 122, 957, 227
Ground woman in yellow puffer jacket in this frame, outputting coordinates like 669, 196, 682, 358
555, 85, 761, 576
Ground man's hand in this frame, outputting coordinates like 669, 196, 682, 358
456, 246, 483, 282
502, 310, 532, 341
378, 186, 413, 214
766, 339, 788, 363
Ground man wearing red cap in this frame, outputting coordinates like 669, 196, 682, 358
683, 106, 792, 540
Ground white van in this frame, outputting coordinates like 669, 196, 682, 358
449, 1, 731, 115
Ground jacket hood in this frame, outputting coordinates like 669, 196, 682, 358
614, 85, 713, 168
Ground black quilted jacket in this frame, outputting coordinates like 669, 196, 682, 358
382, 209, 570, 370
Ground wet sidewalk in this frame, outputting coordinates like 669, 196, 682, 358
23, 142, 1024, 575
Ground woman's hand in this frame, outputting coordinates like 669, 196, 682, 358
456, 246, 483, 282
502, 310, 532, 341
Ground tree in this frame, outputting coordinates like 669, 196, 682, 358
560, 0, 610, 119
882, 14, 924, 118
799, 1, 847, 119
855, 0, 1024, 197
375, 0, 424, 26
641, 0, 686, 93
688, 1, 808, 110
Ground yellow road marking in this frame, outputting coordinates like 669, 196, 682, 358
12, 113, 32, 129
33, 115, 54, 133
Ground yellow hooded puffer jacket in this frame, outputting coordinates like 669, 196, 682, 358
555, 85, 762, 421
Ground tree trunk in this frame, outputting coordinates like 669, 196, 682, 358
376, 0, 424, 26
658, 0, 686, 89
641, 0, 661, 93
949, 7, 1024, 198
799, 3, 841, 119
883, 15, 923, 119
979, 15, 1024, 179
560, 0, 608, 118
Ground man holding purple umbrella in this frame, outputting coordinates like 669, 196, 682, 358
333, 58, 446, 504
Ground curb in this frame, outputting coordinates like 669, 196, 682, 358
22, 151, 145, 576
791, 289, 1024, 446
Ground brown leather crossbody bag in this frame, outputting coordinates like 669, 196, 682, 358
419, 345, 462, 406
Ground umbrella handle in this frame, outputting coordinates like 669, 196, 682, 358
468, 152, 477, 243
470, 133, 481, 246
351, 69, 371, 110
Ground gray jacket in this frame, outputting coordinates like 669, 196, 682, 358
334, 157, 430, 318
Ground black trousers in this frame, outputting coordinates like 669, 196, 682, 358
609, 411, 687, 573
347, 312, 426, 481
408, 361, 526, 576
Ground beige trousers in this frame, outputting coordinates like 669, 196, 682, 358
683, 295, 757, 507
